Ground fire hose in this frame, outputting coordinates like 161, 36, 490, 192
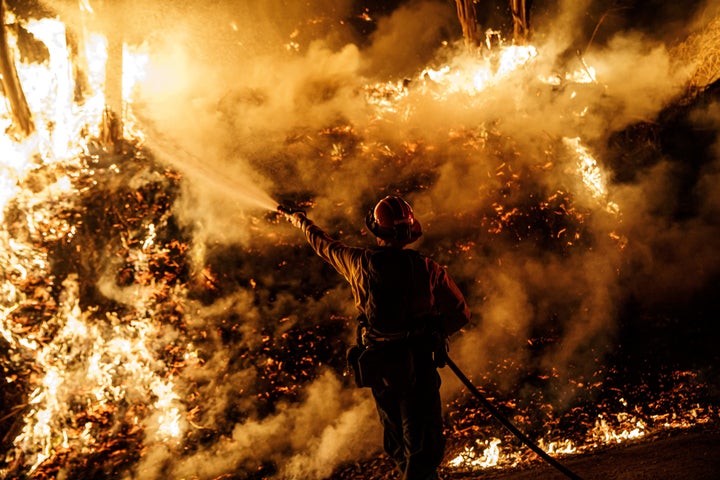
444, 355, 584, 480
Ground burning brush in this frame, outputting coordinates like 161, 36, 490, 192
1, 2, 719, 480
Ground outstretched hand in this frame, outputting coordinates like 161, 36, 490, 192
278, 207, 306, 228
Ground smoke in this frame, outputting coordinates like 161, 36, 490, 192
134, 372, 380, 480
141, 0, 716, 471
360, 1, 458, 78
23, 0, 720, 477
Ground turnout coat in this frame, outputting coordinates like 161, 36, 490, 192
296, 216, 470, 338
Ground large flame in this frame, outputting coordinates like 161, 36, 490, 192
0, 11, 186, 476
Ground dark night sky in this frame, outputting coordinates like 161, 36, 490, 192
351, 0, 711, 46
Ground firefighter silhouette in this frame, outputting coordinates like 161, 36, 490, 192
280, 195, 470, 480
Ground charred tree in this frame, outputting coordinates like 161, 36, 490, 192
0, 1, 34, 139
511, 0, 532, 44
456, 1, 533, 50
102, 37, 123, 151
455, 0, 482, 51
96, 0, 124, 153
66, 28, 89, 105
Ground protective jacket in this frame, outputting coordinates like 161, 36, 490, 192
297, 216, 470, 338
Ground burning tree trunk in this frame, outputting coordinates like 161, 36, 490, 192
456, 1, 532, 50
510, 0, 531, 44
98, 1, 124, 153
455, 0, 482, 52
0, 1, 34, 139
66, 28, 89, 105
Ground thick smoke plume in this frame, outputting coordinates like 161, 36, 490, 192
11, 0, 719, 478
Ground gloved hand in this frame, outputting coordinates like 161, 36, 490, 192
287, 212, 305, 228
278, 206, 306, 228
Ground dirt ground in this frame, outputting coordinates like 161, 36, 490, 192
446, 422, 720, 480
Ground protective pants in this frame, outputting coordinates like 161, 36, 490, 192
372, 357, 445, 480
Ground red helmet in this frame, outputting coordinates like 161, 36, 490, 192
365, 195, 422, 244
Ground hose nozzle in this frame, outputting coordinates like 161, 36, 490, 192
277, 204, 307, 228
277, 205, 306, 215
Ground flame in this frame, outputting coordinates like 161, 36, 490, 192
563, 136, 620, 215
418, 44, 538, 98
444, 391, 715, 474
448, 438, 519, 469
365, 42, 621, 225
0, 14, 146, 166
363, 41, 541, 120
9, 270, 189, 471
121, 42, 149, 141
591, 412, 646, 444
540, 438, 577, 456
16, 18, 98, 159
0, 10, 188, 476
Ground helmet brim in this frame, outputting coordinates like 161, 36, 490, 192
366, 210, 422, 244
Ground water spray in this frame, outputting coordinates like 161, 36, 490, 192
135, 113, 280, 213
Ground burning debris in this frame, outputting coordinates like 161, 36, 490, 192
1, 1, 720, 480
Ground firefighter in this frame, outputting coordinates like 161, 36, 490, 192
279, 195, 471, 480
